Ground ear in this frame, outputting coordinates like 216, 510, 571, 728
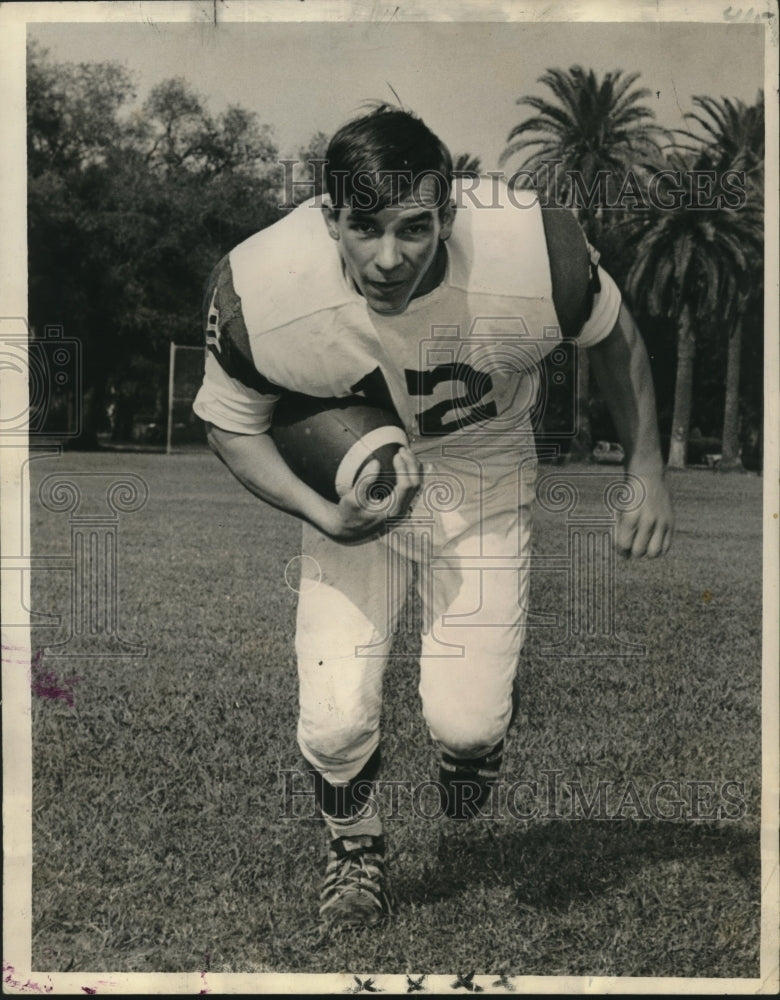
321, 202, 340, 241
439, 200, 456, 241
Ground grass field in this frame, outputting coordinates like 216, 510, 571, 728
26, 450, 763, 980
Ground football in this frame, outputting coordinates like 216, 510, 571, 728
270, 392, 409, 504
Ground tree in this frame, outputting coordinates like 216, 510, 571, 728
285, 130, 330, 207
678, 93, 765, 180
500, 66, 665, 459
28, 44, 141, 445
452, 152, 482, 177
135, 78, 277, 181
624, 154, 762, 470
27, 44, 282, 447
27, 40, 135, 176
500, 66, 666, 239
678, 93, 764, 470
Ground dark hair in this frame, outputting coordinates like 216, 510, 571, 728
325, 105, 453, 212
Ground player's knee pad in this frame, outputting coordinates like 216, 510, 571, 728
437, 741, 504, 820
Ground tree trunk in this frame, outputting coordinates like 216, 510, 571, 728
73, 386, 102, 450
67, 374, 105, 451
720, 318, 744, 471
567, 208, 603, 464
667, 304, 695, 470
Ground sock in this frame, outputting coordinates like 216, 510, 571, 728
438, 740, 504, 820
310, 747, 384, 840
322, 799, 383, 841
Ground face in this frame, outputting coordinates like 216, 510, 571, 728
322, 185, 455, 315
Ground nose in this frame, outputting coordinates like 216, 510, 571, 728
375, 235, 402, 272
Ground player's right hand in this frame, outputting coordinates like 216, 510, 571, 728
323, 446, 422, 543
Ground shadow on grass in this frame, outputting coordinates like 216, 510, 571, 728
399, 818, 759, 911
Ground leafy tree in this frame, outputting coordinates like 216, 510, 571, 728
28, 44, 141, 445
285, 130, 330, 206
27, 39, 135, 176
27, 44, 282, 447
135, 78, 277, 180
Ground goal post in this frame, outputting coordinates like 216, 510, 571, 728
166, 343, 207, 454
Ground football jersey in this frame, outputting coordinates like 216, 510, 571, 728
193, 179, 619, 470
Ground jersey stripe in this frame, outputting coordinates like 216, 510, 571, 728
203, 256, 282, 396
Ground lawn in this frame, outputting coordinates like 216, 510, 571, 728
26, 450, 764, 984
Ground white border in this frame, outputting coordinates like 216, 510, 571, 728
1, 1, 777, 995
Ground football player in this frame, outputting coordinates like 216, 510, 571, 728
193, 107, 673, 929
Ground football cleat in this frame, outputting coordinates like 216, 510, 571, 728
319, 834, 393, 928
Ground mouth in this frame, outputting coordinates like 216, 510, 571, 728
366, 279, 406, 295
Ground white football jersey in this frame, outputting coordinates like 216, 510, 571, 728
193, 179, 618, 470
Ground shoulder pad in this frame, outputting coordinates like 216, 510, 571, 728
540, 208, 590, 339
203, 256, 281, 396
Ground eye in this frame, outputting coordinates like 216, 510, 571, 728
350, 221, 377, 235
402, 222, 431, 236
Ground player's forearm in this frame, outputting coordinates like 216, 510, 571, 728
205, 423, 419, 543
587, 304, 665, 477
205, 423, 334, 529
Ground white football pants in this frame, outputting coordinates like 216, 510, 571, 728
295, 459, 535, 786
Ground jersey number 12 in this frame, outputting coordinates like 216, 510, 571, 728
352, 365, 498, 437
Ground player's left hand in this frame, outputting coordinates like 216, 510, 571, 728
329, 446, 422, 542
615, 468, 674, 559
358, 445, 422, 521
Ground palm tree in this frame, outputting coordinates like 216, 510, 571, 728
500, 66, 666, 239
678, 94, 764, 470
452, 152, 482, 177
500, 66, 666, 460
678, 93, 764, 179
625, 154, 762, 470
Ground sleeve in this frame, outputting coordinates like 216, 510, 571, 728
193, 350, 278, 434
576, 242, 622, 349
192, 254, 281, 434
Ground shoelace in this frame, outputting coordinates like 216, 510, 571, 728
321, 839, 386, 904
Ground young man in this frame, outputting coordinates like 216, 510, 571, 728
193, 107, 673, 929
